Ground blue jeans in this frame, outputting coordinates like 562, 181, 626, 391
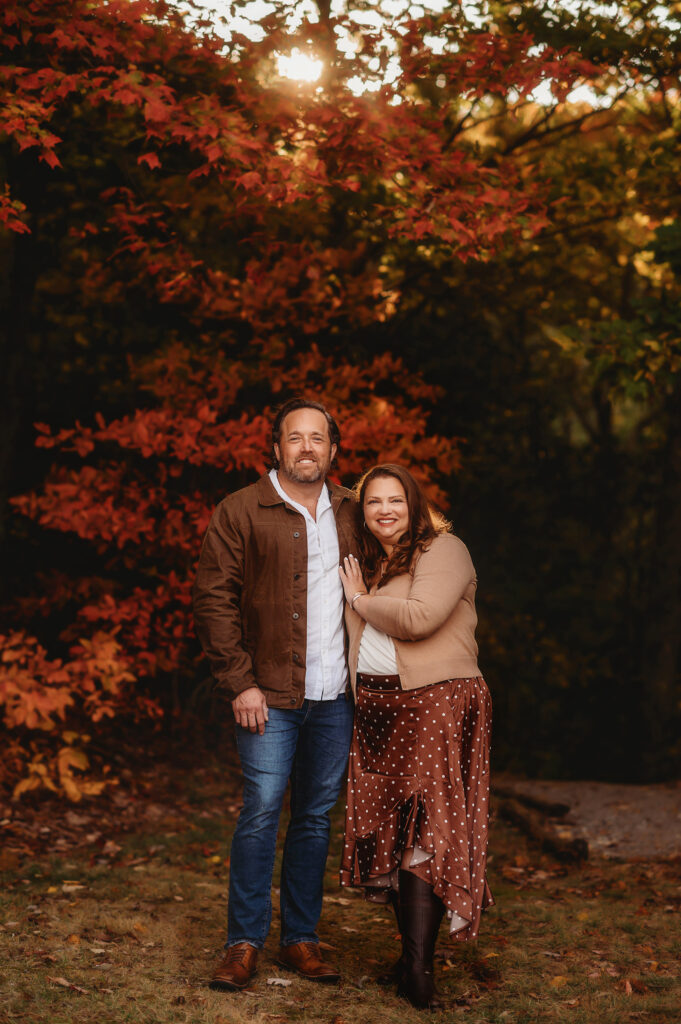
227, 694, 353, 949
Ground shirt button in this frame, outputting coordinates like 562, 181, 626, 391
293, 531, 300, 538
292, 612, 300, 620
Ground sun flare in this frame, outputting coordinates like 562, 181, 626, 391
277, 48, 323, 83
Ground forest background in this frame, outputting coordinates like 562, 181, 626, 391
1, 0, 680, 805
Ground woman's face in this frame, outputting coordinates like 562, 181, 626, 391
363, 475, 409, 554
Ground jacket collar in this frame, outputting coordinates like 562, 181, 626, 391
255, 472, 351, 511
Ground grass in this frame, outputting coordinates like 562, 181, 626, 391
1, 763, 679, 1024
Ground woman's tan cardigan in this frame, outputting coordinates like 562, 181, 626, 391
346, 532, 481, 694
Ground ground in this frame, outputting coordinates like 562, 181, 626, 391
1, 756, 680, 1024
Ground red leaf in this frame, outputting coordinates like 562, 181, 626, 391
138, 152, 161, 169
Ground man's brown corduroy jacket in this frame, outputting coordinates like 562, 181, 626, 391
193, 474, 357, 708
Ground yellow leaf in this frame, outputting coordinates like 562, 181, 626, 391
61, 775, 83, 802
12, 776, 41, 799
58, 747, 90, 772
79, 780, 108, 796
549, 975, 568, 988
577, 911, 589, 921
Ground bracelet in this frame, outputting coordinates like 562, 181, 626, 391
351, 591, 367, 609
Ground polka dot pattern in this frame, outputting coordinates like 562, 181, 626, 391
339, 673, 494, 942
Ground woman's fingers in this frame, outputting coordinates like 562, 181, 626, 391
339, 555, 364, 601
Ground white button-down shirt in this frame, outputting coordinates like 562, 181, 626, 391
269, 469, 347, 700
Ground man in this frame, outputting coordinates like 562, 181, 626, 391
193, 398, 356, 992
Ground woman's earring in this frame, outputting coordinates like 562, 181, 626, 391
363, 520, 369, 531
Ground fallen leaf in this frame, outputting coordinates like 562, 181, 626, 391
66, 934, 81, 945
267, 977, 293, 987
624, 979, 633, 996
48, 976, 88, 994
549, 975, 568, 989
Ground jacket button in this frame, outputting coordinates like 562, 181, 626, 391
292, 612, 300, 620
293, 653, 299, 661
290, 698, 296, 705
294, 573, 300, 580
293, 531, 300, 538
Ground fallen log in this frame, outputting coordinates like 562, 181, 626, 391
493, 783, 571, 818
495, 796, 589, 861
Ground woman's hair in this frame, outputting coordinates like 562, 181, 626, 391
355, 464, 450, 588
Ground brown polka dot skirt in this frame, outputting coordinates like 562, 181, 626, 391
340, 673, 493, 942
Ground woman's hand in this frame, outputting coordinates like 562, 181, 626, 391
339, 554, 368, 609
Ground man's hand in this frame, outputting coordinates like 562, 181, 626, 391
232, 687, 269, 735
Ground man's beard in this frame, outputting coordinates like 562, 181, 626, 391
280, 454, 330, 484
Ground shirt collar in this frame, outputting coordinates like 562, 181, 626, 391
268, 468, 331, 517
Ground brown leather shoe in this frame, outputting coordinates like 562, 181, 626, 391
276, 941, 340, 983
209, 943, 258, 991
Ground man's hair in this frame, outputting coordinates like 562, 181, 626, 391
269, 398, 341, 469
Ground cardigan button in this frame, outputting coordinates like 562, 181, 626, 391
292, 612, 300, 620
293, 531, 300, 538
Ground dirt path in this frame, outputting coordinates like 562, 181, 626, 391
497, 779, 681, 860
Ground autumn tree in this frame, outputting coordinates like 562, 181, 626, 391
1, 0, 600, 797
3, 0, 679, 793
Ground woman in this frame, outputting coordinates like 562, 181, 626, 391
338, 464, 492, 1010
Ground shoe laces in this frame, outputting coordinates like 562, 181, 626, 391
226, 944, 253, 965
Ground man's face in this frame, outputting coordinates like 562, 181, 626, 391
274, 408, 336, 485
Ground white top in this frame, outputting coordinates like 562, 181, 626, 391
269, 469, 347, 700
357, 622, 398, 676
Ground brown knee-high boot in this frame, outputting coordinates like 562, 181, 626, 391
396, 869, 445, 1010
